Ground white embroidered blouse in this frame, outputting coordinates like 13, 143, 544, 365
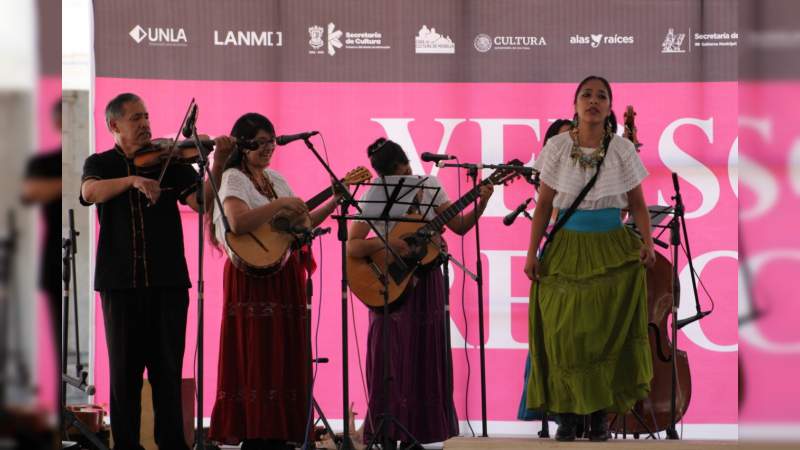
532, 131, 648, 210
213, 167, 295, 258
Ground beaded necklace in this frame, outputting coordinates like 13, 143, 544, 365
569, 128, 610, 170
241, 162, 278, 200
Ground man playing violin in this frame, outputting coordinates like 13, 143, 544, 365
79, 93, 233, 450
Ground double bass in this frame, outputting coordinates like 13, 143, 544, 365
609, 107, 691, 437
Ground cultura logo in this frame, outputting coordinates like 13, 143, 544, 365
473, 34, 492, 53
129, 25, 188, 46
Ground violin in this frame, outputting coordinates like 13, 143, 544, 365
133, 138, 216, 169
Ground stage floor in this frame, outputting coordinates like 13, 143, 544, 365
443, 437, 743, 449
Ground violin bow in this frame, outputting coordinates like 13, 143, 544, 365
155, 97, 195, 186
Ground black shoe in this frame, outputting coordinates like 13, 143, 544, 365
589, 410, 609, 441
555, 413, 577, 441
575, 414, 588, 439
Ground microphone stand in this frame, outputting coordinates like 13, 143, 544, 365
638, 173, 706, 440
298, 227, 338, 450
187, 114, 226, 450
438, 247, 478, 439
438, 161, 535, 175
665, 172, 704, 440
435, 159, 534, 437
465, 165, 489, 437
297, 137, 405, 450
61, 209, 108, 449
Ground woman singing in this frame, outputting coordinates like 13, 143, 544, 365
207, 113, 339, 450
524, 76, 655, 441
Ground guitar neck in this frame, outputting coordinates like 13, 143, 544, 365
420, 181, 486, 234
305, 180, 341, 211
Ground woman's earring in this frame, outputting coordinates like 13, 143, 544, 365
572, 115, 579, 128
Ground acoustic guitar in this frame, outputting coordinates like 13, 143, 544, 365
226, 166, 371, 277
348, 160, 524, 307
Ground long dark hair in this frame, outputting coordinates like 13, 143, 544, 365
224, 113, 276, 173
207, 112, 276, 249
572, 75, 618, 134
367, 137, 409, 176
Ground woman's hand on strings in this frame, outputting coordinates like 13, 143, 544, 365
389, 237, 412, 258
275, 197, 308, 219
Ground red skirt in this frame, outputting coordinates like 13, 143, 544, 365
208, 252, 311, 444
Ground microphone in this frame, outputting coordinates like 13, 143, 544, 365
503, 198, 532, 226
276, 131, 319, 145
675, 310, 712, 330
420, 152, 456, 162
311, 226, 332, 238
181, 104, 198, 138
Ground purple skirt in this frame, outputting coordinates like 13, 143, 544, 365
363, 265, 459, 444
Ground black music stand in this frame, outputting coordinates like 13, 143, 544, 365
285, 136, 404, 450
346, 175, 447, 450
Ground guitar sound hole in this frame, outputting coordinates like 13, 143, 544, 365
403, 236, 426, 261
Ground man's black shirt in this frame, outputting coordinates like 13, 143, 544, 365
80, 146, 199, 291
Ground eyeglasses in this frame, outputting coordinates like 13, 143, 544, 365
253, 137, 277, 151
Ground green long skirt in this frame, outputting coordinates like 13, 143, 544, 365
526, 226, 653, 415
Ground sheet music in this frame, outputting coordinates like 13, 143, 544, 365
356, 175, 448, 237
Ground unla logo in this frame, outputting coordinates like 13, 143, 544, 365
129, 25, 147, 43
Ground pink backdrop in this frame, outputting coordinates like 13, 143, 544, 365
90, 78, 739, 428
738, 81, 800, 424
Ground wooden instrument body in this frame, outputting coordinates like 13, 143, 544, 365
346, 214, 442, 307
609, 252, 692, 434
225, 215, 311, 278
346, 160, 525, 308
224, 167, 370, 277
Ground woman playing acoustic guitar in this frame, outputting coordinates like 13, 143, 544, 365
207, 113, 340, 450
347, 138, 493, 449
